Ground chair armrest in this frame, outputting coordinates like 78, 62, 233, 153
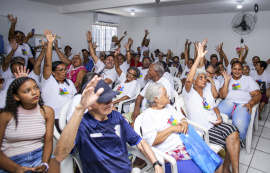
220, 113, 229, 123
117, 97, 137, 112
187, 120, 210, 144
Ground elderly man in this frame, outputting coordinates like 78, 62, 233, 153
87, 31, 118, 88
137, 56, 152, 88
140, 30, 152, 62
54, 76, 163, 173
132, 62, 173, 122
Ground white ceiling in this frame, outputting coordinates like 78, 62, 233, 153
30, 0, 270, 17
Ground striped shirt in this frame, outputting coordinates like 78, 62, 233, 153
1, 105, 46, 157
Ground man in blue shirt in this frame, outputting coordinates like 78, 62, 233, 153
54, 76, 163, 173
82, 49, 94, 72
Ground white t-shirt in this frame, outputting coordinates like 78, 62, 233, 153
180, 65, 190, 80
140, 77, 173, 112
119, 61, 130, 74
0, 67, 13, 90
140, 46, 151, 62
66, 94, 87, 122
250, 70, 270, 92
0, 71, 40, 108
110, 42, 119, 52
182, 86, 217, 130
94, 59, 118, 88
206, 79, 221, 94
136, 67, 149, 88
114, 73, 138, 113
226, 64, 232, 76
222, 75, 260, 104
41, 75, 76, 119
6, 43, 33, 67
249, 63, 255, 71
142, 104, 185, 152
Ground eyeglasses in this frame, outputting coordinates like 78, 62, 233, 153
206, 70, 214, 75
54, 68, 67, 72
127, 71, 137, 77
0, 78, 5, 84
158, 55, 163, 57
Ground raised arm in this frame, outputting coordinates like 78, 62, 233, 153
124, 38, 133, 65
54, 76, 103, 162
238, 47, 244, 64
141, 30, 149, 47
2, 39, 18, 72
185, 39, 208, 93
33, 40, 47, 76
220, 43, 229, 67
54, 40, 72, 66
114, 31, 127, 47
193, 41, 198, 61
219, 71, 231, 99
184, 39, 189, 66
241, 44, 249, 63
86, 31, 99, 64
215, 44, 223, 64
23, 31, 34, 43
187, 41, 191, 59
114, 48, 122, 77
7, 14, 17, 41
43, 29, 56, 80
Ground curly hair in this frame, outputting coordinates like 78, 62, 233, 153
3, 77, 46, 127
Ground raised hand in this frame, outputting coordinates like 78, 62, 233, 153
215, 45, 220, 53
220, 42, 224, 50
196, 38, 208, 60
14, 65, 29, 78
79, 75, 104, 110
145, 29, 150, 36
7, 14, 17, 24
86, 31, 92, 43
222, 71, 231, 82
9, 39, 19, 51
193, 41, 198, 47
188, 42, 192, 47
114, 48, 121, 57
54, 39, 58, 49
41, 38, 48, 50
185, 39, 189, 45
26, 31, 34, 38
244, 44, 249, 51
43, 29, 56, 43
124, 31, 127, 36
93, 42, 98, 49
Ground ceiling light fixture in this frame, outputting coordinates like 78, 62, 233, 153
237, 1, 243, 9
131, 10, 135, 16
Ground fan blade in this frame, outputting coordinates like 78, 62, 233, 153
246, 25, 251, 30
234, 25, 241, 28
242, 14, 246, 22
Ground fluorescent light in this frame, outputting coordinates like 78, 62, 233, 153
237, 4, 242, 9
131, 12, 135, 16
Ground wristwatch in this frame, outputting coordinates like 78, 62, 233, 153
153, 160, 162, 170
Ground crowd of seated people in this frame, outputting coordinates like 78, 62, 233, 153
1, 13, 270, 173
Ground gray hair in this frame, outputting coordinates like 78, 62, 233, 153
194, 68, 207, 80
145, 83, 164, 108
207, 65, 219, 74
73, 54, 83, 60
243, 64, 250, 70
127, 67, 141, 78
153, 62, 165, 76
11, 56, 25, 64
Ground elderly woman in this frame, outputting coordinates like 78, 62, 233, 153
242, 64, 250, 76
114, 50, 140, 113
218, 61, 261, 140
182, 40, 243, 173
54, 41, 86, 89
42, 30, 77, 133
142, 83, 223, 173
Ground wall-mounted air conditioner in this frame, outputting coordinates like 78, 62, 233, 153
93, 13, 120, 25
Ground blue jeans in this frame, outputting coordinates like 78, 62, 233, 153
218, 100, 251, 140
0, 147, 43, 173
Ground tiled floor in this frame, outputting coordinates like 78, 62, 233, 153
237, 106, 270, 173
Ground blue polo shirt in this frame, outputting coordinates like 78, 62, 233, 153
83, 58, 94, 72
75, 110, 142, 173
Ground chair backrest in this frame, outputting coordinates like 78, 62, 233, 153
172, 76, 182, 94
169, 66, 178, 76
59, 99, 73, 131
172, 90, 179, 109
176, 96, 188, 117
134, 113, 144, 137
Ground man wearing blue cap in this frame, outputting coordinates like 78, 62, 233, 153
54, 75, 163, 173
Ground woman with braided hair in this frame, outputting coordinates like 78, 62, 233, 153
0, 77, 58, 173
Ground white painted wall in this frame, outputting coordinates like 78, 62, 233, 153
127, 12, 270, 63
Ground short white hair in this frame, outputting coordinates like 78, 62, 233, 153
194, 68, 207, 80
145, 83, 164, 108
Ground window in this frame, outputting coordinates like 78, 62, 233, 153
92, 25, 118, 51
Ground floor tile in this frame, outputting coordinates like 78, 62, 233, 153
261, 127, 270, 139
253, 126, 263, 137
264, 120, 270, 129
239, 148, 255, 166
260, 111, 268, 119
258, 119, 266, 127
247, 167, 265, 173
251, 135, 259, 149
250, 150, 270, 172
239, 164, 248, 173
256, 137, 270, 154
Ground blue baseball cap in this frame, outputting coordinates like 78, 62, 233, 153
82, 80, 119, 103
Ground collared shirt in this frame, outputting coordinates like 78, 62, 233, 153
75, 110, 142, 173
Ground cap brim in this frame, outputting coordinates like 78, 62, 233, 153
97, 90, 119, 103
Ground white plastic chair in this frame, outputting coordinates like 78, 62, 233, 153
172, 77, 182, 94
220, 103, 259, 154
169, 66, 178, 76
113, 82, 141, 113
54, 99, 83, 173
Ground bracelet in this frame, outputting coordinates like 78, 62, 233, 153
216, 114, 221, 117
153, 161, 162, 170
181, 119, 187, 122
126, 50, 130, 52
40, 163, 49, 172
